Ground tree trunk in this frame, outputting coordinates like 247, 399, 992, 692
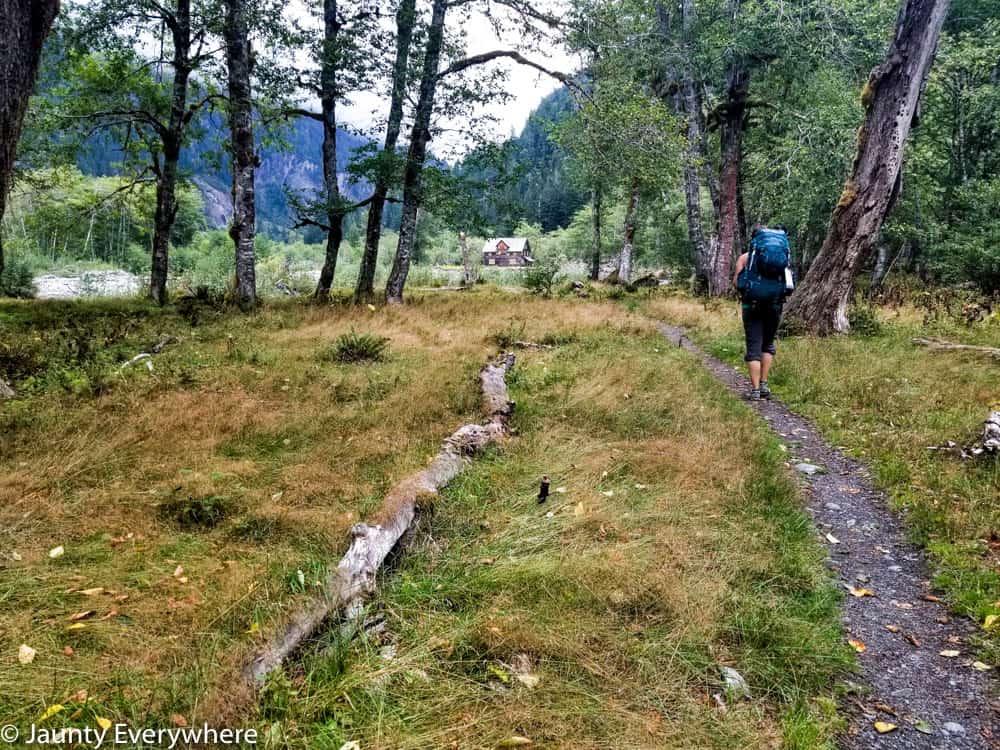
385, 0, 446, 304
354, 0, 416, 303
149, 0, 191, 305
460, 231, 475, 286
618, 182, 640, 284
589, 184, 602, 281
225, 0, 256, 310
713, 61, 749, 296
783, 0, 951, 335
314, 0, 343, 301
871, 243, 891, 289
0, 0, 59, 281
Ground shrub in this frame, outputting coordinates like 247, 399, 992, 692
0, 255, 37, 298
324, 329, 390, 363
523, 256, 563, 296
848, 302, 883, 336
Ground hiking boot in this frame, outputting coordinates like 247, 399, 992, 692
760, 380, 771, 399
747, 387, 762, 401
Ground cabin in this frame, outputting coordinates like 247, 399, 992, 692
481, 237, 534, 267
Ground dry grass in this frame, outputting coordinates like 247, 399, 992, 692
0, 290, 653, 729
260, 323, 847, 748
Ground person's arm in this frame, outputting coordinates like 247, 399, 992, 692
733, 252, 749, 288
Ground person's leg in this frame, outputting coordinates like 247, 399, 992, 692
742, 303, 763, 391
758, 303, 780, 395
760, 353, 773, 383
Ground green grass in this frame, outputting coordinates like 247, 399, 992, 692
647, 291, 1000, 662
255, 328, 850, 749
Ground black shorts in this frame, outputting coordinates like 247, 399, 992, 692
742, 300, 782, 362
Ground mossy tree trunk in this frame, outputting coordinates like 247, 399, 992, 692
354, 0, 415, 303
385, 0, 446, 304
618, 181, 640, 284
782, 0, 952, 335
0, 0, 59, 282
225, 0, 257, 310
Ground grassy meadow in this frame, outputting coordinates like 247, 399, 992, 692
1, 288, 851, 748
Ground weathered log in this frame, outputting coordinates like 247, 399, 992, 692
912, 337, 1000, 361
242, 353, 516, 685
983, 412, 1000, 453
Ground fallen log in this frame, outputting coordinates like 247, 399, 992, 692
242, 353, 516, 685
912, 337, 1000, 361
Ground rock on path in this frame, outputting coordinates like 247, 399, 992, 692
660, 324, 997, 749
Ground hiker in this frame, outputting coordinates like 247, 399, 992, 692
733, 224, 793, 401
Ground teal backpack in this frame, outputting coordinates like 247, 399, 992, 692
738, 228, 790, 302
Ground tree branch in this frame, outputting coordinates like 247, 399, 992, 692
436, 50, 580, 93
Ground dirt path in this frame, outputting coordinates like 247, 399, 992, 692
659, 324, 998, 749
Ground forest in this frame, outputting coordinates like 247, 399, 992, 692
1, 0, 999, 748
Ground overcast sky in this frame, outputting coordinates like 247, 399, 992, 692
333, 2, 579, 158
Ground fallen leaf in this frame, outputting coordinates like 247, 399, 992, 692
884, 624, 901, 633
479, 557, 496, 565
66, 623, 87, 631
893, 601, 914, 609
487, 664, 510, 683
914, 720, 932, 734
99, 609, 119, 621
62, 646, 75, 657
70, 689, 88, 703
971, 661, 991, 671
555, 487, 567, 494
497, 738, 533, 748
80, 587, 104, 596
173, 566, 184, 578
904, 633, 921, 647
939, 649, 960, 658
848, 639, 866, 653
170, 714, 187, 728
69, 610, 95, 621
574, 502, 585, 516
96, 717, 112, 731
849, 587, 875, 597
38, 704, 65, 722
18, 644, 37, 664
246, 622, 260, 635
601, 490, 614, 497
873, 702, 896, 716
983, 614, 999, 630
516, 673, 540, 689
826, 533, 840, 544
48, 545, 65, 559
922, 594, 941, 602
873, 721, 897, 734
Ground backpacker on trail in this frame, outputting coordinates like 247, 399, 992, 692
737, 227, 793, 302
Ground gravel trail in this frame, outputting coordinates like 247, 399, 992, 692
659, 324, 998, 749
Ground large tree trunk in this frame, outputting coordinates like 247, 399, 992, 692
225, 0, 257, 310
589, 184, 602, 281
783, 0, 951, 335
618, 182, 640, 284
314, 0, 343, 301
658, 0, 717, 295
385, 0, 446, 304
354, 0, 416, 303
149, 0, 191, 306
712, 61, 749, 296
0, 0, 59, 281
